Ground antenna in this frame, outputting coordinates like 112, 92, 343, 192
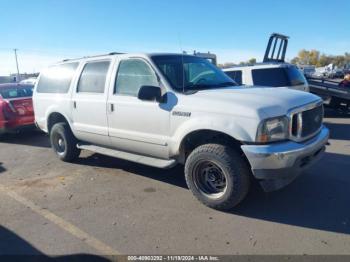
177, 33, 185, 94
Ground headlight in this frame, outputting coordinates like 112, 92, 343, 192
256, 116, 289, 143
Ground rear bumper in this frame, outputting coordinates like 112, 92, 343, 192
0, 122, 36, 134
241, 126, 329, 192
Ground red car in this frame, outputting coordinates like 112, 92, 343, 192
0, 83, 35, 135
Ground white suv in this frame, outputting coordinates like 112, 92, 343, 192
33, 53, 329, 210
223, 63, 310, 92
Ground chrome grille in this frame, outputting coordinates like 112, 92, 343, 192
290, 102, 323, 141
301, 105, 323, 137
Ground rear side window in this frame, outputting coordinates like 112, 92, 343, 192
77, 61, 110, 93
36, 63, 79, 93
252, 68, 289, 87
0, 86, 33, 99
115, 59, 158, 96
225, 70, 242, 85
286, 66, 307, 86
252, 67, 306, 87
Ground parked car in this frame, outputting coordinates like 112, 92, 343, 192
298, 65, 316, 77
223, 33, 310, 92
33, 53, 329, 210
0, 83, 35, 135
326, 68, 344, 79
20, 77, 38, 85
223, 63, 310, 92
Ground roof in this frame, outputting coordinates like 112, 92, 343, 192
58, 52, 198, 63
223, 62, 293, 71
0, 83, 33, 89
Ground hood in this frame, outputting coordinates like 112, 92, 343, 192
189, 86, 321, 119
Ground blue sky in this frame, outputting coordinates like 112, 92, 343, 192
0, 0, 349, 74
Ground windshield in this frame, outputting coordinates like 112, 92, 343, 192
0, 86, 33, 99
151, 55, 236, 91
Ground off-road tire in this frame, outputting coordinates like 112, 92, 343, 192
50, 122, 80, 162
185, 143, 250, 210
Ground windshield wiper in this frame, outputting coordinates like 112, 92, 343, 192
215, 81, 237, 87
183, 84, 212, 90
183, 81, 237, 91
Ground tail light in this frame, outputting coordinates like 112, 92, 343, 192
2, 100, 17, 120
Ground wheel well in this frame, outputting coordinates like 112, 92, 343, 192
179, 130, 245, 164
47, 113, 69, 133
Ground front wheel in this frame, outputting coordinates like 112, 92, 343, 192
50, 122, 80, 162
185, 144, 250, 210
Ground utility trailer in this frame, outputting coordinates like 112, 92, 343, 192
307, 77, 350, 109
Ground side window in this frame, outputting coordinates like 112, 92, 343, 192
115, 59, 158, 96
77, 61, 110, 93
252, 68, 289, 87
36, 62, 79, 93
225, 70, 242, 85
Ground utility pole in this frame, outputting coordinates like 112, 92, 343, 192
13, 49, 20, 82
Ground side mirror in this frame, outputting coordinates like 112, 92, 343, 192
138, 85, 162, 102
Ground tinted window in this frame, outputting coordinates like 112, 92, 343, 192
252, 67, 306, 87
115, 59, 158, 96
286, 66, 307, 86
252, 68, 289, 87
225, 70, 242, 85
0, 86, 33, 99
36, 63, 79, 93
77, 61, 110, 93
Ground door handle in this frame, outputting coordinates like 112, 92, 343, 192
109, 103, 114, 112
73, 101, 76, 109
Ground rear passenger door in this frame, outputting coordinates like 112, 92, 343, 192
71, 60, 112, 145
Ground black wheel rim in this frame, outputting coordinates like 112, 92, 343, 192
52, 133, 66, 156
192, 160, 227, 199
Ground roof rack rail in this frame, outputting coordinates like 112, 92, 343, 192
109, 52, 124, 55
60, 52, 125, 62
263, 33, 289, 63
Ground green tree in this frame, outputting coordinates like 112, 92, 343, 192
309, 50, 320, 65
318, 54, 331, 67
290, 57, 299, 64
248, 58, 257, 65
297, 49, 311, 64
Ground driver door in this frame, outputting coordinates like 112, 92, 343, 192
107, 58, 170, 158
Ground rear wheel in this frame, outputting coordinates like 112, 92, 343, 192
185, 144, 250, 210
50, 122, 80, 162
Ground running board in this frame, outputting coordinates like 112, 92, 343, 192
77, 143, 177, 169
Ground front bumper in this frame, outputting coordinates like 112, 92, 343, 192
241, 126, 329, 192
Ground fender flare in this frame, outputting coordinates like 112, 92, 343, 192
45, 105, 74, 133
168, 117, 254, 157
